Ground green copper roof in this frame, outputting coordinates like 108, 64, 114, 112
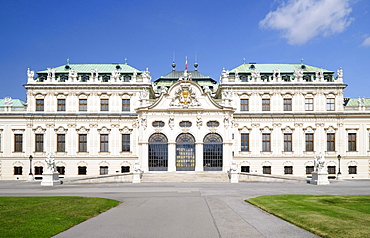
346, 98, 370, 106
154, 70, 216, 84
37, 64, 141, 74
0, 99, 26, 107
158, 70, 214, 80
230, 64, 333, 73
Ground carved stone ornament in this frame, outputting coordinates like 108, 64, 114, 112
170, 83, 201, 108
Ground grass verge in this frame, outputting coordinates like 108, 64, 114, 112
246, 195, 370, 238
0, 196, 120, 238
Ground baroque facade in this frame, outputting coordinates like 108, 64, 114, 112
0, 61, 369, 180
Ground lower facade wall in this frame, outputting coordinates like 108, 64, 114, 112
1, 156, 368, 180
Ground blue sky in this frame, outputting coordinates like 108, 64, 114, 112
0, 0, 369, 100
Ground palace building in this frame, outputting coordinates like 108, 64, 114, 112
0, 61, 369, 180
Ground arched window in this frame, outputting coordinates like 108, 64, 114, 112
203, 133, 223, 171
148, 133, 168, 171
176, 133, 195, 171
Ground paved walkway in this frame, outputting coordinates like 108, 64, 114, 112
1, 180, 369, 238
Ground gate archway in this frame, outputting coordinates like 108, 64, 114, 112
203, 133, 223, 171
148, 133, 168, 171
176, 133, 195, 171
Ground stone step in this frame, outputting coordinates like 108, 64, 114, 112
141, 172, 230, 183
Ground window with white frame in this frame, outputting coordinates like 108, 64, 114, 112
326, 98, 335, 111
305, 98, 313, 111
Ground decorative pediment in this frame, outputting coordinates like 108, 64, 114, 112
283, 161, 294, 166
54, 126, 68, 133
99, 161, 110, 166
261, 161, 272, 166
281, 126, 295, 133
324, 126, 337, 133
97, 126, 111, 134
11, 129, 25, 134
260, 126, 273, 133
76, 126, 90, 134
119, 126, 133, 134
12, 161, 24, 166
238, 126, 252, 133
303, 126, 316, 133
33, 126, 46, 134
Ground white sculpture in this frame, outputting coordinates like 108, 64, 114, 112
196, 115, 203, 129
251, 69, 260, 81
134, 161, 141, 172
4, 97, 12, 107
314, 152, 326, 172
69, 69, 78, 81
45, 152, 57, 173
27, 68, 35, 78
112, 70, 121, 82
230, 160, 237, 172
203, 85, 211, 94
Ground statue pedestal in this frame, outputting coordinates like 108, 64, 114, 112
336, 173, 343, 181
132, 171, 141, 183
310, 171, 330, 185
28, 174, 34, 182
41, 171, 60, 186
229, 171, 239, 183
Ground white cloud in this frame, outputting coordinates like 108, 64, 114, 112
259, 0, 354, 45
361, 36, 370, 47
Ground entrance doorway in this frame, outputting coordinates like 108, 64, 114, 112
176, 133, 195, 171
203, 133, 223, 171
148, 133, 168, 171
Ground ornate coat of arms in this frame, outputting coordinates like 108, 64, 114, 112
170, 83, 201, 108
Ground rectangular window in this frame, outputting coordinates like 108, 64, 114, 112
262, 99, 270, 111
122, 99, 130, 111
284, 166, 293, 174
14, 134, 23, 152
100, 166, 108, 175
326, 98, 335, 111
262, 133, 271, 152
121, 166, 130, 173
306, 166, 314, 174
78, 166, 87, 175
305, 133, 314, 151
122, 134, 130, 152
35, 166, 43, 175
79, 99, 87, 111
241, 166, 250, 173
240, 99, 249, 111
101, 99, 109, 111
283, 99, 292, 111
79, 134, 87, 152
305, 98, 313, 111
100, 134, 109, 152
36, 99, 44, 111
327, 133, 335, 152
35, 134, 44, 152
56, 166, 65, 175
348, 166, 357, 174
348, 133, 356, 151
57, 99, 66, 111
284, 133, 292, 152
241, 133, 249, 151
57, 134, 65, 152
327, 166, 336, 174
263, 166, 271, 174
14, 166, 23, 175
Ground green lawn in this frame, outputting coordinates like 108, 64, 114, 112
246, 195, 370, 238
0, 196, 120, 238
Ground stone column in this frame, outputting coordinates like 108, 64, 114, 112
168, 142, 176, 172
195, 142, 203, 171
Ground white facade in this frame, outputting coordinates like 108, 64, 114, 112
0, 62, 369, 180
